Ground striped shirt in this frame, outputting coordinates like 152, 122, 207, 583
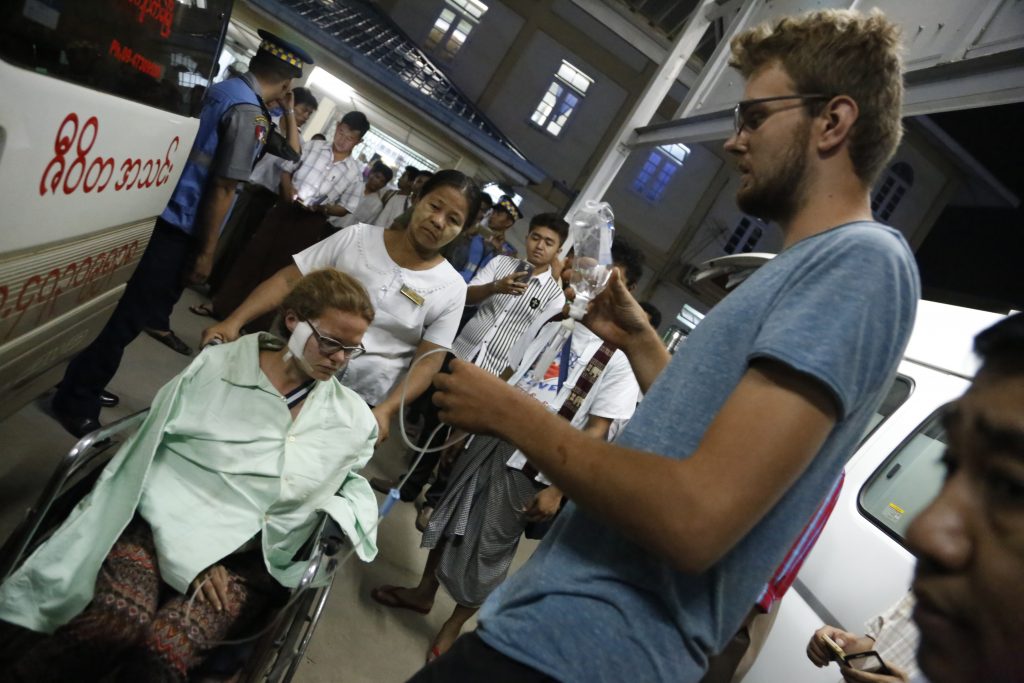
283, 140, 363, 213
452, 255, 565, 375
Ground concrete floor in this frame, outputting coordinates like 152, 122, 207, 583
0, 288, 539, 683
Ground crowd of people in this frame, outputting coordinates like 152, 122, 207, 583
0, 7, 1021, 683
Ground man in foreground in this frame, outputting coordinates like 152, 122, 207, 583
423, 9, 920, 682
906, 312, 1024, 683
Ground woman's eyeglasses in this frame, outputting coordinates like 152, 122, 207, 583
303, 319, 366, 359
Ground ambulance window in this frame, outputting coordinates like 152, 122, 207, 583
1, 0, 231, 117
859, 408, 948, 545
858, 375, 913, 447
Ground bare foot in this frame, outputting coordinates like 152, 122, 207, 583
426, 620, 462, 663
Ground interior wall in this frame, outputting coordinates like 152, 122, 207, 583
484, 30, 629, 186
384, 0, 525, 102
384, 0, 652, 191
604, 143, 725, 255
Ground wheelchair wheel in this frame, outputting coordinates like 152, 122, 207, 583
242, 577, 335, 683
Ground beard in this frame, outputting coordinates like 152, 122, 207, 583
736, 120, 811, 224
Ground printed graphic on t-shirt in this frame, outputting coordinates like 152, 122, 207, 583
515, 342, 581, 408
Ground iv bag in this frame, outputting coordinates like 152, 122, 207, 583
568, 200, 615, 320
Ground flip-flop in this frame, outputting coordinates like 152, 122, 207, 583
370, 585, 431, 614
189, 303, 216, 317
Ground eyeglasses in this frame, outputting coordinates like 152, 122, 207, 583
303, 319, 366, 359
732, 94, 832, 134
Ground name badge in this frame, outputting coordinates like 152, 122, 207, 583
400, 285, 425, 306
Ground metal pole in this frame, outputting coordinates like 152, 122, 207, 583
563, 0, 720, 225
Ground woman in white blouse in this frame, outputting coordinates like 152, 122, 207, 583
203, 170, 483, 442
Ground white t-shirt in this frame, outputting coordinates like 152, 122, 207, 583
374, 190, 412, 228
293, 223, 467, 405
249, 153, 287, 192
328, 189, 384, 230
505, 322, 640, 483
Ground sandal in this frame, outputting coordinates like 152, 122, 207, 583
189, 303, 216, 317
370, 585, 431, 614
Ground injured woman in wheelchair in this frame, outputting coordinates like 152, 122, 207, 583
0, 269, 380, 682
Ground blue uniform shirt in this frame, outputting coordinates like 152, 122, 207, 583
160, 73, 267, 234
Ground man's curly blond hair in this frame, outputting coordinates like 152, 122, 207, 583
729, 9, 904, 187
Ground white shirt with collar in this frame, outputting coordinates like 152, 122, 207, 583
283, 140, 363, 213
293, 223, 466, 405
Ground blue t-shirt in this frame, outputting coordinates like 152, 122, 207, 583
477, 221, 920, 682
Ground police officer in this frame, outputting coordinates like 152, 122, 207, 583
51, 31, 315, 437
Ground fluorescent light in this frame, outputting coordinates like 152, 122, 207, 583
306, 66, 354, 102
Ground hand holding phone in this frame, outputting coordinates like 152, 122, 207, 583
809, 627, 863, 667
822, 633, 848, 662
515, 259, 535, 283
843, 650, 893, 675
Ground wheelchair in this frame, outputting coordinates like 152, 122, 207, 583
0, 410, 344, 683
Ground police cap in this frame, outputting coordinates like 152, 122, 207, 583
256, 29, 314, 78
493, 195, 523, 221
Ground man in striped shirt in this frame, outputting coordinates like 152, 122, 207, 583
453, 213, 568, 373
370, 214, 568, 504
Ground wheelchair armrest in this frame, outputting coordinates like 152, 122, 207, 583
320, 517, 346, 557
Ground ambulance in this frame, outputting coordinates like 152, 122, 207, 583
0, 0, 232, 419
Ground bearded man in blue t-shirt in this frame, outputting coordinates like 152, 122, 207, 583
425, 8, 920, 683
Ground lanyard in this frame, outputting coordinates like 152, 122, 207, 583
556, 332, 571, 393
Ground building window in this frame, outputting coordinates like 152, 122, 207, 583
632, 144, 689, 202
723, 216, 765, 254
425, 0, 488, 61
530, 60, 593, 137
871, 161, 914, 222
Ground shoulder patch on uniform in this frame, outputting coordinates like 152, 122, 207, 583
254, 114, 269, 144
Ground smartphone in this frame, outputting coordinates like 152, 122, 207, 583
821, 634, 847, 662
844, 651, 892, 675
515, 259, 535, 282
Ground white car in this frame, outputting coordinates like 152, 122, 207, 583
743, 299, 1004, 681
686, 254, 1004, 681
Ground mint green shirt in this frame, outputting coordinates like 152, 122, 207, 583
0, 334, 379, 634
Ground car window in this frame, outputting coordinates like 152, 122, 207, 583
858, 375, 913, 447
859, 407, 948, 545
1, 0, 231, 117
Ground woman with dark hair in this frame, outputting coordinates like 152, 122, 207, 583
203, 169, 483, 442
0, 269, 380, 682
